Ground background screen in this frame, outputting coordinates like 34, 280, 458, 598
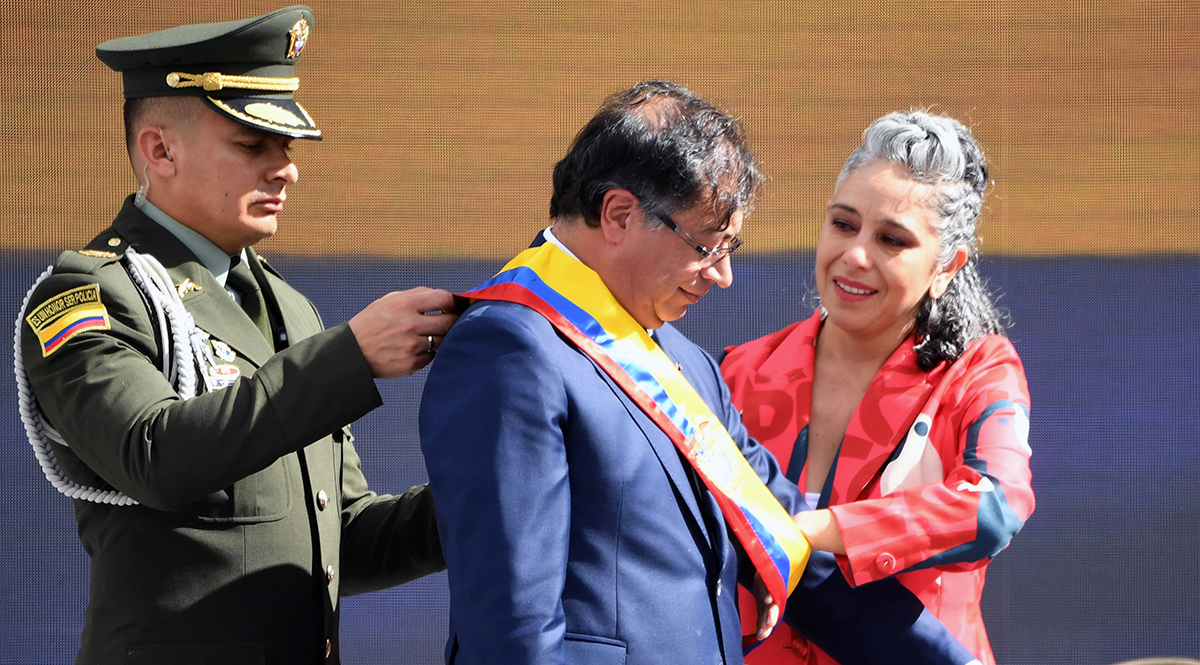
2, 2, 1197, 664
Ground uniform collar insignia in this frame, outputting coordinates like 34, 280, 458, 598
176, 278, 201, 298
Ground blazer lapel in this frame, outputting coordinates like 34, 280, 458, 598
743, 314, 822, 490
581, 349, 713, 551
111, 208, 275, 367
658, 332, 731, 562
828, 342, 945, 504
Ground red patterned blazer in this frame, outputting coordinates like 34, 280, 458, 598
722, 310, 1035, 665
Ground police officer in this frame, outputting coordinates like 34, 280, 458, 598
17, 6, 455, 664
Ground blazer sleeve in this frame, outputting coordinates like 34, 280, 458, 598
829, 336, 1036, 586
419, 304, 571, 665
20, 260, 383, 511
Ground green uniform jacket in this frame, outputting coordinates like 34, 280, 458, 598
20, 196, 444, 665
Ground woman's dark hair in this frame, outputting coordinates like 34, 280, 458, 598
549, 80, 760, 230
836, 110, 1005, 370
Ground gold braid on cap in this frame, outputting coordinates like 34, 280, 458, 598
165, 71, 299, 92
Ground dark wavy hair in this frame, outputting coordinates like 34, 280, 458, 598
835, 110, 1005, 370
549, 80, 761, 229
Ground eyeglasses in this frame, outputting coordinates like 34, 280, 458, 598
654, 211, 744, 260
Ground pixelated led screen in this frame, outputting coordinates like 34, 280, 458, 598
1, 2, 1196, 664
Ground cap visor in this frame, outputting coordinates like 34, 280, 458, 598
203, 97, 321, 139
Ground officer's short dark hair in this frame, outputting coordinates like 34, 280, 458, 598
549, 80, 761, 230
122, 96, 203, 155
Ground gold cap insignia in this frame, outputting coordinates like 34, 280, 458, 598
287, 18, 310, 59
244, 102, 304, 127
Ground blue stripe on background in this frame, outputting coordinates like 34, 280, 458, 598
5, 251, 1199, 665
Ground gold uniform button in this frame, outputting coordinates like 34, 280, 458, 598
316, 489, 328, 510
107, 237, 121, 247
326, 565, 335, 584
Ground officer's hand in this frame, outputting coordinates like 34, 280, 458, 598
348, 287, 459, 378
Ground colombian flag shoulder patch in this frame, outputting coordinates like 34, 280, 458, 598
26, 284, 112, 357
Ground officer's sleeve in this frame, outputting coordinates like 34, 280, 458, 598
21, 262, 382, 511
336, 428, 445, 595
783, 550, 981, 665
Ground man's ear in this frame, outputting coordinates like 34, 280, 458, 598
930, 244, 969, 299
135, 126, 177, 179
597, 189, 641, 245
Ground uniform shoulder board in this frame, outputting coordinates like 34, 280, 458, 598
77, 249, 118, 259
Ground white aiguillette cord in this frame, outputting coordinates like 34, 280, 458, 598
13, 247, 218, 505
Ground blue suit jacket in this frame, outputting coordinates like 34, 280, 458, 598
422, 299, 779, 665
421, 280, 979, 665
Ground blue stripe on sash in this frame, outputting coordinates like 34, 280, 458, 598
742, 506, 792, 587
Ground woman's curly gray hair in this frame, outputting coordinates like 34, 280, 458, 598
835, 110, 1005, 370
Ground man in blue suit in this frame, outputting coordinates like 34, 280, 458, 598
420, 81, 981, 665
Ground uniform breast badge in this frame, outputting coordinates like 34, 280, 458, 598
206, 364, 241, 390
211, 339, 237, 363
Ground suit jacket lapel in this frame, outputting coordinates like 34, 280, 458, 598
580, 347, 713, 553
657, 332, 730, 561
829, 341, 944, 504
110, 205, 276, 367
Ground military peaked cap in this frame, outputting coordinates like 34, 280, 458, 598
96, 5, 321, 139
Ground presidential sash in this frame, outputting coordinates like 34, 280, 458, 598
461, 242, 811, 627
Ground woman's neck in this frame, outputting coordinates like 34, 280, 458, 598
815, 312, 914, 370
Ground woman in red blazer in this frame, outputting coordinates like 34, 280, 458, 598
724, 110, 1034, 665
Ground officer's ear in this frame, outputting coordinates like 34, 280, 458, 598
136, 125, 177, 178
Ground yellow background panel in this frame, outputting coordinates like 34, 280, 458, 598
2, 0, 1197, 258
